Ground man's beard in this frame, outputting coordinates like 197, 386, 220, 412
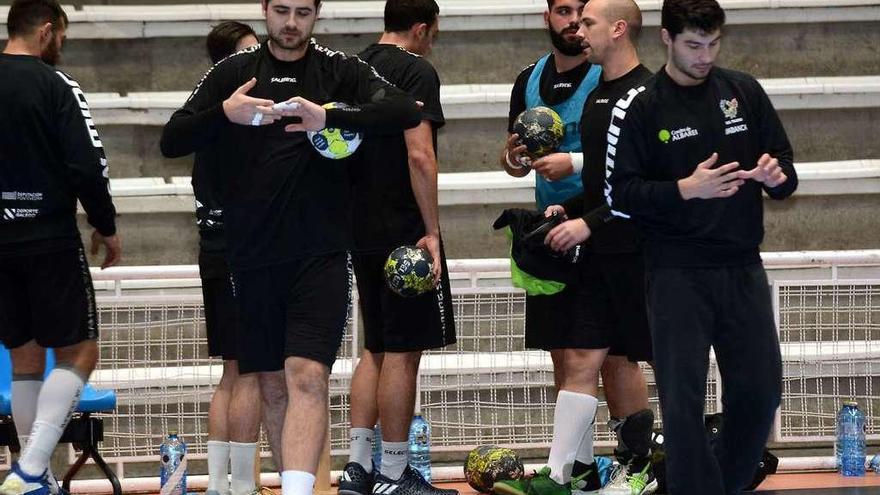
269, 31, 309, 52
41, 41, 61, 65
548, 26, 583, 56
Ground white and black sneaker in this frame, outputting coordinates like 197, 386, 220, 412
372, 466, 457, 495
339, 462, 375, 495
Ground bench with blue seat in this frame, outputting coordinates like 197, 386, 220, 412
0, 347, 121, 495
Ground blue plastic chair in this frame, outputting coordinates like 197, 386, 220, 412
0, 347, 121, 495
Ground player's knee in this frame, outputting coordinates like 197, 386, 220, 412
286, 359, 329, 398
54, 339, 98, 375
383, 350, 421, 372
258, 370, 287, 403
10, 341, 46, 375
561, 349, 603, 379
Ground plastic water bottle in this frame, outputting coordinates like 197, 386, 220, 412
159, 431, 188, 495
837, 401, 866, 476
372, 423, 383, 469
409, 414, 431, 482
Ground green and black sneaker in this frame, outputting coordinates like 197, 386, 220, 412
570, 461, 601, 495
494, 467, 571, 495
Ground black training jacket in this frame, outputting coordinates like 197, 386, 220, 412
607, 67, 797, 268
160, 40, 420, 270
0, 54, 115, 257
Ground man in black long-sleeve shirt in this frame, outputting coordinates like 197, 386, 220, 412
0, 1, 121, 494
160, 1, 419, 494
606, 0, 797, 493
540, 0, 657, 492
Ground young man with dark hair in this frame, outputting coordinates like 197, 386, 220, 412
197, 21, 266, 495
206, 21, 259, 65
340, 1, 457, 495
535, 0, 657, 492
161, 2, 420, 495
0, 1, 121, 494
606, 0, 797, 492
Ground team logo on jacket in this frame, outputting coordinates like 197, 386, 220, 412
658, 127, 698, 143
720, 98, 748, 136
720, 98, 739, 119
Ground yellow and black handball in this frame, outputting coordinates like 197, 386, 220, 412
464, 445, 524, 493
512, 106, 564, 159
383, 245, 435, 297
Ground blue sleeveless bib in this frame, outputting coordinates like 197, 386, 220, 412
524, 54, 601, 209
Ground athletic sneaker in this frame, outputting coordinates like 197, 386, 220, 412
372, 466, 457, 495
339, 462, 375, 495
570, 461, 601, 495
493, 467, 569, 495
599, 462, 657, 495
0, 462, 51, 495
45, 473, 68, 495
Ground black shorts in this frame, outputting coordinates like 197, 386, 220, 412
200, 252, 239, 360
572, 252, 652, 362
0, 244, 98, 349
231, 252, 352, 374
525, 285, 578, 351
353, 248, 456, 353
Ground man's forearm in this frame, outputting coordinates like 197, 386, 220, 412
409, 151, 440, 236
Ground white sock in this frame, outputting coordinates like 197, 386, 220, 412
229, 441, 257, 495
281, 470, 315, 495
19, 368, 85, 477
207, 440, 231, 494
574, 421, 595, 466
546, 391, 598, 484
11, 379, 42, 453
380, 441, 408, 480
348, 428, 374, 472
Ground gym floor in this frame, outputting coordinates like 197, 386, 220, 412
432, 472, 880, 494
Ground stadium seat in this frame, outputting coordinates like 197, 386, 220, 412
0, 347, 121, 495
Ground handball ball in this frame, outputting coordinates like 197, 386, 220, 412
464, 445, 525, 493
512, 106, 564, 159
307, 102, 363, 159
383, 246, 434, 297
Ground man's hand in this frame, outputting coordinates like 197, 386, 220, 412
501, 133, 532, 176
544, 218, 590, 253
415, 234, 442, 285
222, 78, 280, 126
90, 230, 121, 269
282, 97, 329, 133
532, 152, 574, 181
544, 204, 567, 219
737, 153, 787, 188
677, 153, 744, 200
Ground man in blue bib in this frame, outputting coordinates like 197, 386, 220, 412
498, 0, 606, 493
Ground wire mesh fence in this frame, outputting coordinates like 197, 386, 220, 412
1, 253, 877, 476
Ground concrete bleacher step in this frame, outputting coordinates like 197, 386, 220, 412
86, 77, 880, 124
1, 1, 875, 92
5, 0, 878, 38
87, 76, 880, 178
76, 161, 880, 266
